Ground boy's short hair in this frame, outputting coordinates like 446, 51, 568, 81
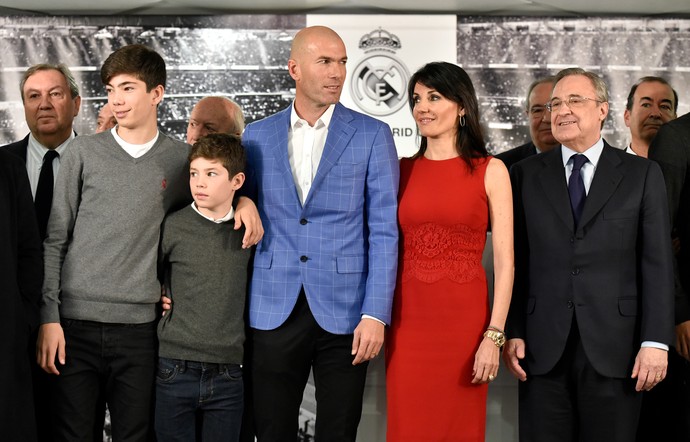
189, 133, 246, 178
101, 44, 166, 91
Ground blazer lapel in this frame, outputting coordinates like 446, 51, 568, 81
538, 148, 575, 231
305, 104, 355, 207
269, 108, 302, 204
578, 143, 623, 230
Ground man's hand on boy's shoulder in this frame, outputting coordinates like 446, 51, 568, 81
161, 295, 172, 316
235, 196, 264, 248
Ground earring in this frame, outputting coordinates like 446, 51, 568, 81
459, 115, 466, 127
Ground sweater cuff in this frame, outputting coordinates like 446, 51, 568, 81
40, 299, 61, 324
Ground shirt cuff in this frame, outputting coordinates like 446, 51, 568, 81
362, 314, 385, 325
641, 341, 669, 351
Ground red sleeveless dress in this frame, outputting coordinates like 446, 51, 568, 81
386, 156, 491, 441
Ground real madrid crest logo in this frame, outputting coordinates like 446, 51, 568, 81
350, 28, 410, 117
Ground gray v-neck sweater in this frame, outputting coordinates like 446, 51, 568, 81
158, 206, 251, 364
41, 130, 191, 324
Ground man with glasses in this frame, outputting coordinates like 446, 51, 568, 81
504, 67, 674, 442
497, 76, 558, 170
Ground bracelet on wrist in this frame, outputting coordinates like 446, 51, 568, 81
483, 329, 506, 348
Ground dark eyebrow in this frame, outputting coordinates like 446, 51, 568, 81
640, 96, 674, 105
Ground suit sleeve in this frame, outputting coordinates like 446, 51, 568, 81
361, 122, 399, 325
639, 161, 675, 345
506, 162, 528, 339
41, 141, 83, 324
13, 159, 43, 333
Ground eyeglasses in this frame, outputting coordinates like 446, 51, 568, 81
546, 96, 603, 112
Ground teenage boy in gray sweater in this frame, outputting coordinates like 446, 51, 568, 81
155, 133, 251, 442
36, 44, 192, 440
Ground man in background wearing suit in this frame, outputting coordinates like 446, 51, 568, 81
621, 75, 682, 441
504, 67, 674, 442
623, 76, 678, 158
3, 63, 81, 240
2, 63, 80, 442
241, 26, 399, 441
496, 76, 558, 170
647, 111, 690, 441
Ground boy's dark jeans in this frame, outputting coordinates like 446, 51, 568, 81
155, 358, 244, 442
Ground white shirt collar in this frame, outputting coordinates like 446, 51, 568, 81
290, 103, 335, 130
191, 202, 235, 224
28, 131, 75, 160
561, 137, 605, 168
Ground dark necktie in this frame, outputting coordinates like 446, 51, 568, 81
35, 150, 59, 240
568, 154, 588, 227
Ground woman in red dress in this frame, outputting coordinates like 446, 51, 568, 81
386, 62, 514, 441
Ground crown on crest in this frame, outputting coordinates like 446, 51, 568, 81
358, 28, 401, 50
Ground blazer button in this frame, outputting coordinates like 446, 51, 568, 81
567, 301, 574, 309
571, 268, 580, 276
300, 218, 308, 225
300, 255, 308, 262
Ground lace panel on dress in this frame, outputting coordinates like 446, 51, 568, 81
401, 222, 485, 284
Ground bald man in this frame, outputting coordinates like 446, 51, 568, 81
96, 103, 117, 133
242, 26, 399, 441
187, 96, 245, 145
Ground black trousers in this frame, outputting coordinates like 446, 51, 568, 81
51, 319, 157, 442
519, 319, 642, 442
251, 291, 369, 442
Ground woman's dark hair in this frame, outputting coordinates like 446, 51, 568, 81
408, 62, 487, 169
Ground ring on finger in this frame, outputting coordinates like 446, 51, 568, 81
488, 374, 495, 381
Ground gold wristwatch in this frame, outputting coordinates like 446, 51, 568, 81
483, 329, 506, 348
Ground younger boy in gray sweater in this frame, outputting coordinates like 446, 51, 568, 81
155, 133, 251, 442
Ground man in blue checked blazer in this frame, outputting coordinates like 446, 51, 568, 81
241, 26, 399, 441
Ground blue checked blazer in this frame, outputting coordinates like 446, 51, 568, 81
242, 103, 399, 334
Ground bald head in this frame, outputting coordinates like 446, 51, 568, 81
186, 96, 245, 145
96, 103, 117, 133
288, 26, 347, 125
290, 26, 344, 61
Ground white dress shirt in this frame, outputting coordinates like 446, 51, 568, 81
561, 139, 667, 351
288, 104, 335, 204
26, 131, 75, 199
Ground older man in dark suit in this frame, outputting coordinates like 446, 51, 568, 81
504, 67, 674, 442
3, 63, 81, 240
3, 63, 80, 442
496, 76, 558, 170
